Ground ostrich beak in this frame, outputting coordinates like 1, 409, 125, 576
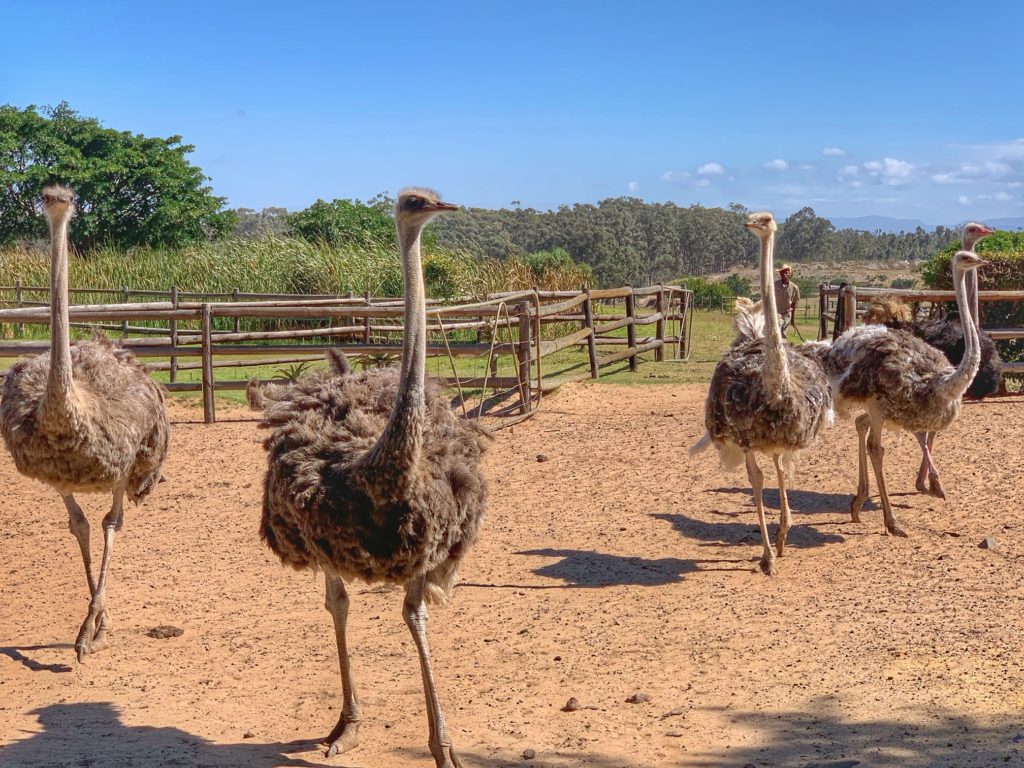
976, 258, 990, 267
426, 201, 459, 212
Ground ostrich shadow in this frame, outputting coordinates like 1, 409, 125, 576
707, 485, 891, 514
0, 644, 74, 674
652, 511, 846, 550
0, 702, 328, 768
512, 548, 747, 587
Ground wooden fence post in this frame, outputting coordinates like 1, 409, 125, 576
363, 290, 372, 346
14, 278, 23, 336
818, 284, 826, 340
201, 303, 216, 424
231, 287, 240, 333
582, 287, 599, 379
169, 285, 179, 383
625, 289, 638, 372
654, 285, 665, 362
121, 286, 130, 337
843, 285, 857, 333
516, 302, 532, 414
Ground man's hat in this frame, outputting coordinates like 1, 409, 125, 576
778, 263, 793, 274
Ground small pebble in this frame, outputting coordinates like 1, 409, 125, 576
522, 748, 536, 760
979, 536, 997, 550
242, 731, 255, 739
626, 692, 651, 704
536, 454, 549, 462
561, 697, 580, 712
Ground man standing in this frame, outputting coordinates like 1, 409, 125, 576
774, 263, 800, 334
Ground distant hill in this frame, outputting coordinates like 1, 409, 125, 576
828, 215, 934, 233
988, 216, 1024, 231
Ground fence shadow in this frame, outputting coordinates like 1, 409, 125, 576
652, 512, 845, 551
687, 699, 1023, 767
0, 702, 328, 768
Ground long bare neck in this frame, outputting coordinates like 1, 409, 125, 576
759, 231, 789, 395
46, 212, 75, 409
939, 264, 981, 400
359, 218, 427, 496
966, 269, 980, 331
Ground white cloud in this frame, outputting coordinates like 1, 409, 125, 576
798, 163, 816, 171
862, 157, 915, 184
696, 179, 711, 187
696, 162, 725, 176
660, 171, 688, 182
822, 147, 847, 157
763, 158, 789, 171
958, 195, 971, 205
838, 164, 859, 178
931, 161, 1012, 184
627, 180, 639, 192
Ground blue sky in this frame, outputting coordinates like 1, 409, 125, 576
3, 1, 1023, 223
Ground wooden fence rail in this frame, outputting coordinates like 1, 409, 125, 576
0, 285, 693, 423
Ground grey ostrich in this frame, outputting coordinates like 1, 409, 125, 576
862, 223, 998, 498
256, 188, 489, 767
824, 250, 986, 536
0, 185, 170, 661
691, 212, 833, 575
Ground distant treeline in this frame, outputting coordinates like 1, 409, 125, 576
425, 199, 960, 287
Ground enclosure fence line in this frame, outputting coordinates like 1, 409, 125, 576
0, 285, 693, 424
817, 283, 1024, 379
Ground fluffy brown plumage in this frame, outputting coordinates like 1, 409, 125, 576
256, 188, 487, 767
822, 251, 986, 535
694, 212, 833, 575
0, 185, 170, 662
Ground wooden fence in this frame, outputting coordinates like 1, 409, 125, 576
818, 283, 1024, 377
0, 285, 693, 424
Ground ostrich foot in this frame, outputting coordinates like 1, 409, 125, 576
429, 740, 463, 768
849, 495, 866, 523
927, 472, 946, 500
323, 716, 361, 757
757, 552, 778, 576
885, 520, 909, 538
915, 475, 929, 494
75, 605, 111, 662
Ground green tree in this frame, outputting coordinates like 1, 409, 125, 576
723, 273, 752, 297
0, 102, 233, 250
287, 195, 410, 248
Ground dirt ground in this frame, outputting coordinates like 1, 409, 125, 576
2, 383, 1023, 768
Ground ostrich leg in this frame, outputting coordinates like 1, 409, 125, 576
403, 575, 462, 768
866, 415, 907, 538
324, 574, 362, 757
63, 494, 96, 596
745, 452, 776, 576
850, 413, 871, 522
75, 485, 124, 661
920, 431, 945, 499
772, 455, 792, 557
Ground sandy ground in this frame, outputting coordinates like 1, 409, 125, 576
1, 384, 1023, 768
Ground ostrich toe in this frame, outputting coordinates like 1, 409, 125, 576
323, 716, 361, 757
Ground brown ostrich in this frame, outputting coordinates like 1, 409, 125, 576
691, 212, 834, 575
0, 185, 170, 661
860, 223, 999, 498
256, 188, 489, 767
823, 250, 986, 536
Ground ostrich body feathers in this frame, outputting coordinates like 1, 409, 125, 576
0, 333, 169, 502
257, 364, 490, 603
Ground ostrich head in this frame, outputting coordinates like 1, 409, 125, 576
744, 211, 777, 238
41, 185, 76, 223
961, 222, 994, 251
394, 187, 458, 225
951, 250, 988, 275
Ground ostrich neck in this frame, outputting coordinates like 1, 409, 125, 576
966, 269, 980, 331
45, 214, 75, 413
758, 231, 789, 395
359, 219, 427, 496
939, 265, 981, 400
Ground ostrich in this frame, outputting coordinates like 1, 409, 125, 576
691, 212, 833, 575
0, 185, 170, 661
256, 188, 490, 767
824, 250, 986, 536
245, 348, 352, 411
861, 223, 1000, 498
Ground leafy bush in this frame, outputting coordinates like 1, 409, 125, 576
890, 277, 916, 289
287, 196, 401, 249
722, 273, 751, 297
675, 277, 732, 308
